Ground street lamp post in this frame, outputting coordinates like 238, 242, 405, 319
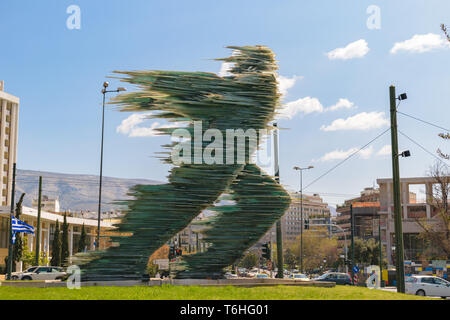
293, 165, 313, 273
97, 82, 126, 250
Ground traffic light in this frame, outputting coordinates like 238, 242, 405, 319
304, 219, 309, 230
261, 243, 271, 260
176, 249, 183, 257
169, 245, 175, 260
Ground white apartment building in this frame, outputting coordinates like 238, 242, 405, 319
0, 81, 19, 207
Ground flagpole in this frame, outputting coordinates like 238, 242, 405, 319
6, 163, 16, 280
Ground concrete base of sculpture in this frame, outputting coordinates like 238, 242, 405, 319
1, 278, 336, 288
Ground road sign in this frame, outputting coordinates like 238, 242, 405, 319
353, 266, 359, 273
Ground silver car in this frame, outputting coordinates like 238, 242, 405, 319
11, 266, 66, 281
405, 275, 450, 298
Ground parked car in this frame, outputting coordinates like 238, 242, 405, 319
314, 272, 352, 285
11, 266, 66, 281
256, 273, 269, 278
289, 273, 310, 281
224, 272, 238, 279
405, 275, 450, 298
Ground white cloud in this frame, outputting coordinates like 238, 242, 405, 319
317, 146, 374, 162
277, 75, 303, 97
279, 97, 324, 119
278, 97, 357, 120
116, 112, 182, 137
326, 98, 355, 111
376, 144, 391, 156
327, 39, 370, 60
320, 111, 389, 131
390, 33, 450, 54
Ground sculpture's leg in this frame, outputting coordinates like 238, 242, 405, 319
174, 163, 291, 279
78, 163, 244, 281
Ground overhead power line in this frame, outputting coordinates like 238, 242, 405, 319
303, 128, 391, 191
397, 111, 450, 132
398, 130, 449, 167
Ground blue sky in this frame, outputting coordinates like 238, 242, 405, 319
1, 1, 449, 207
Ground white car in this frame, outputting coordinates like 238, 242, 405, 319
11, 266, 66, 281
289, 273, 311, 281
405, 275, 450, 298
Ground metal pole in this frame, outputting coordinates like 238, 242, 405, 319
389, 85, 405, 293
350, 204, 355, 284
97, 91, 106, 250
35, 176, 42, 265
6, 163, 16, 280
273, 123, 284, 279
300, 169, 303, 273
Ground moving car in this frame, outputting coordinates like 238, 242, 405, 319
11, 266, 66, 281
289, 273, 310, 281
405, 275, 450, 298
314, 272, 352, 285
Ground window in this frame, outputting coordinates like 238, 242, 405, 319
433, 278, 448, 286
421, 277, 434, 284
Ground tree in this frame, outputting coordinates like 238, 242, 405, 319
349, 237, 387, 267
286, 228, 339, 273
284, 248, 297, 270
238, 252, 259, 270
22, 236, 48, 268
414, 162, 450, 258
50, 220, 61, 266
61, 213, 70, 265
11, 193, 26, 271
77, 223, 87, 253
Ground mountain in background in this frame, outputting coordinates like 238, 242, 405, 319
15, 169, 162, 212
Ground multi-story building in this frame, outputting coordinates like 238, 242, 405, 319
258, 192, 331, 246
32, 195, 60, 213
0, 81, 19, 207
335, 187, 381, 245
377, 176, 449, 264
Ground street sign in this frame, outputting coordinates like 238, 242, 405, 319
353, 266, 359, 273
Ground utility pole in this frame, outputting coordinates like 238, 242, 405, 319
6, 163, 16, 280
350, 204, 355, 285
389, 85, 406, 293
273, 123, 284, 279
35, 176, 42, 266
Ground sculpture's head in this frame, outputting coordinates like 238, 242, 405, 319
217, 45, 278, 76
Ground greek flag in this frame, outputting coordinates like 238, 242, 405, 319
11, 217, 35, 234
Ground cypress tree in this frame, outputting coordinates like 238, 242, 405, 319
78, 223, 87, 253
12, 193, 26, 270
61, 213, 70, 265
50, 220, 61, 266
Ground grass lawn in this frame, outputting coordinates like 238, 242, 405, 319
0, 285, 435, 300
